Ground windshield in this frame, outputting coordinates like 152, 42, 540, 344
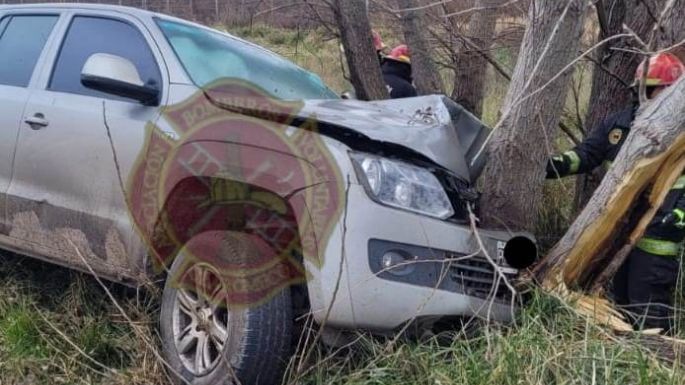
156, 19, 337, 100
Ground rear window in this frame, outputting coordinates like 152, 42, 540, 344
0, 15, 58, 87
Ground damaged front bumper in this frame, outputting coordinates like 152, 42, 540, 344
305, 181, 534, 331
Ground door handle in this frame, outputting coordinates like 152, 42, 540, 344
25, 113, 49, 129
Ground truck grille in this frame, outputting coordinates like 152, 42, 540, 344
436, 171, 478, 222
449, 256, 517, 301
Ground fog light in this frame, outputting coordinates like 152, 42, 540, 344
381, 250, 415, 276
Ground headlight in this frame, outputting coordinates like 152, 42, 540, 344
351, 153, 454, 219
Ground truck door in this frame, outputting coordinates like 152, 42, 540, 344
6, 13, 167, 281
0, 14, 60, 236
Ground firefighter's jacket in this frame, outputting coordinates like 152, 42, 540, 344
381, 60, 417, 99
546, 105, 685, 257
546, 107, 635, 178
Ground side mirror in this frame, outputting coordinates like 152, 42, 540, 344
81, 53, 160, 106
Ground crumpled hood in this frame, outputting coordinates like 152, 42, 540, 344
203, 87, 491, 182
298, 95, 491, 182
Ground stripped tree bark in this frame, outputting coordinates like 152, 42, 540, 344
477, 0, 589, 231
574, 0, 658, 210
534, 76, 685, 297
527, 1, 685, 357
537, 0, 685, 291
397, 0, 444, 94
333, 0, 388, 100
451, 0, 502, 117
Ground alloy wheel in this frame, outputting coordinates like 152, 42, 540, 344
172, 263, 230, 376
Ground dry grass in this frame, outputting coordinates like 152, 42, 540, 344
3, 251, 685, 385
0, 252, 165, 385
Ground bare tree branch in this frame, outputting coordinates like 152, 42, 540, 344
442, 0, 523, 18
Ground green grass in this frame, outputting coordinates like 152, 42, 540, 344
2, 250, 685, 385
0, 254, 165, 385
296, 293, 685, 385
0, 304, 48, 359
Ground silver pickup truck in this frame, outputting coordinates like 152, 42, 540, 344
0, 3, 536, 384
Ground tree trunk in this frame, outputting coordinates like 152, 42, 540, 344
658, 0, 685, 57
397, 0, 444, 95
333, 0, 388, 101
574, 0, 659, 210
477, 0, 589, 231
451, 0, 501, 118
537, 0, 685, 290
534, 77, 685, 294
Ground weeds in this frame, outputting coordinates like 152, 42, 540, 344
0, 253, 164, 385
294, 292, 685, 385
1, 249, 683, 385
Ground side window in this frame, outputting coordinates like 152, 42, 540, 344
49, 16, 161, 101
0, 17, 9, 34
0, 15, 59, 87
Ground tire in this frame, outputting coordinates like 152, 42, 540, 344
160, 233, 293, 385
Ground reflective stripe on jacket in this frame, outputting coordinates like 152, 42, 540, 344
637, 175, 685, 258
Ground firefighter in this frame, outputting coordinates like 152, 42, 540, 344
546, 52, 685, 332
382, 44, 418, 99
372, 30, 388, 63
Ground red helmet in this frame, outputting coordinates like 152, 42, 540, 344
634, 52, 685, 87
372, 30, 386, 51
387, 44, 411, 64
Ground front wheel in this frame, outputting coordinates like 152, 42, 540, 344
160, 234, 293, 385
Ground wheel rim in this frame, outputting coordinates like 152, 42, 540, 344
172, 263, 230, 376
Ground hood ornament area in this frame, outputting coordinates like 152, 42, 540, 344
408, 107, 437, 126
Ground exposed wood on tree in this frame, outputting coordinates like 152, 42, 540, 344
451, 0, 502, 118
539, 0, 685, 289
477, 0, 589, 231
573, 0, 658, 209
527, 1, 685, 360
397, 0, 444, 94
333, 0, 388, 100
530, 80, 685, 359
534, 77, 685, 293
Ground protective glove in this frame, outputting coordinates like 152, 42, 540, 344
546, 154, 571, 178
661, 192, 685, 229
662, 208, 685, 229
